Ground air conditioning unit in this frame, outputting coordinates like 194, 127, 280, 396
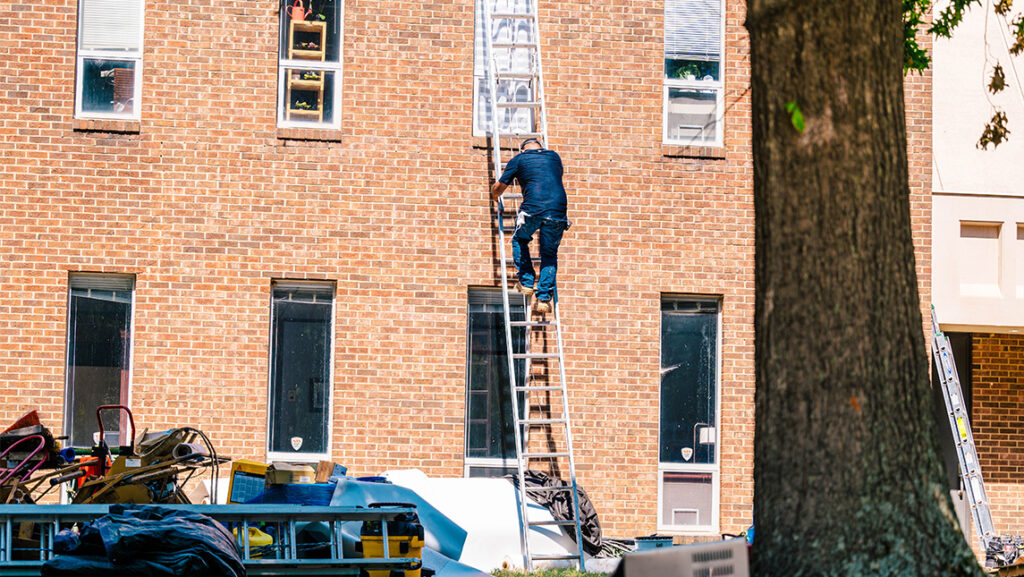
611, 538, 748, 577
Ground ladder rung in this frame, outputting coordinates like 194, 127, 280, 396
523, 452, 569, 459
496, 101, 542, 108
522, 484, 574, 492
489, 131, 544, 139
500, 193, 523, 200
491, 42, 538, 49
513, 353, 559, 359
491, 12, 534, 19
527, 519, 576, 526
508, 321, 555, 327
504, 257, 542, 263
531, 554, 583, 560
514, 385, 563, 392
518, 418, 567, 425
494, 72, 537, 80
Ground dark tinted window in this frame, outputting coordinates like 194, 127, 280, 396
660, 299, 718, 464
269, 284, 333, 455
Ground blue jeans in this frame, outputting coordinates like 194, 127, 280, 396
512, 213, 568, 302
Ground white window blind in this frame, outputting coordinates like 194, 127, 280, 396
80, 0, 142, 52
69, 273, 135, 291
665, 0, 721, 61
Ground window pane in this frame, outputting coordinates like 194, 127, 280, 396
269, 286, 333, 455
80, 0, 141, 52
66, 285, 132, 448
473, 0, 538, 135
80, 59, 136, 115
468, 465, 518, 478
660, 301, 718, 464
665, 58, 720, 82
279, 2, 342, 63
665, 87, 717, 144
466, 295, 526, 461
282, 69, 336, 125
662, 471, 713, 527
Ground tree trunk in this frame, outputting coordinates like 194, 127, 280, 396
745, 1, 985, 575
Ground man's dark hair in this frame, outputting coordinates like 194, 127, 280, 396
520, 138, 541, 151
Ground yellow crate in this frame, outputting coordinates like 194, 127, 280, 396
357, 535, 424, 577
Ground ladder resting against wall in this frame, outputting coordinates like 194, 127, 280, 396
482, 0, 585, 570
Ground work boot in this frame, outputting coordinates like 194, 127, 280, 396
535, 299, 552, 313
514, 282, 534, 296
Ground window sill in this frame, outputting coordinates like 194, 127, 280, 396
662, 144, 726, 159
277, 127, 343, 143
656, 528, 721, 538
73, 118, 141, 134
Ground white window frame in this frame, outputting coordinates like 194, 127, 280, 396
63, 273, 136, 448
74, 0, 145, 120
265, 280, 336, 463
663, 0, 726, 147
471, 0, 539, 138
464, 288, 525, 477
657, 296, 723, 535
276, 2, 344, 130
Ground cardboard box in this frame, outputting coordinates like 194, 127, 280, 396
265, 462, 316, 486
314, 460, 348, 483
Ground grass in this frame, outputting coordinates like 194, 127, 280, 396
491, 569, 608, 577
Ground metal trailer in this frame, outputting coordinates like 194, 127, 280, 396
0, 504, 421, 576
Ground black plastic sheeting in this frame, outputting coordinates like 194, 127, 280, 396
507, 470, 603, 556
42, 504, 245, 577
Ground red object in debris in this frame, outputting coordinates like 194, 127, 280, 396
2, 410, 41, 434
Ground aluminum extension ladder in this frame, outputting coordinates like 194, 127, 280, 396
0, 504, 421, 576
931, 306, 996, 552
482, 0, 585, 570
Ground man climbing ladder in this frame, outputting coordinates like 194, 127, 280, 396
491, 138, 571, 313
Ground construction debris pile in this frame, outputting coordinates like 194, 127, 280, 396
0, 406, 635, 577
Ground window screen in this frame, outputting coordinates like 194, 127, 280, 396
65, 274, 134, 448
660, 299, 719, 464
466, 289, 526, 464
268, 282, 334, 456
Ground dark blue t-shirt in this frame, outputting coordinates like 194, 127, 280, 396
498, 149, 568, 219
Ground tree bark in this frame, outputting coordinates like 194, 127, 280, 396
745, 0, 985, 575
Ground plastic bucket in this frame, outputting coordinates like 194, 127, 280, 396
635, 535, 673, 551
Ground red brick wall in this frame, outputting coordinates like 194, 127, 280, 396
0, 0, 755, 536
970, 334, 1024, 548
0, 0, 934, 539
973, 334, 1024, 483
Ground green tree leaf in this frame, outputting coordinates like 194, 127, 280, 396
786, 101, 806, 133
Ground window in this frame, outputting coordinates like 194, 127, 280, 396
75, 0, 144, 119
472, 0, 540, 137
278, 0, 343, 128
267, 281, 334, 460
659, 297, 720, 532
65, 274, 134, 448
465, 289, 526, 477
664, 0, 724, 146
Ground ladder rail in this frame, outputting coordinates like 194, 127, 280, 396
485, 0, 531, 567
931, 306, 996, 552
485, 0, 584, 570
552, 300, 586, 568
530, 4, 550, 149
